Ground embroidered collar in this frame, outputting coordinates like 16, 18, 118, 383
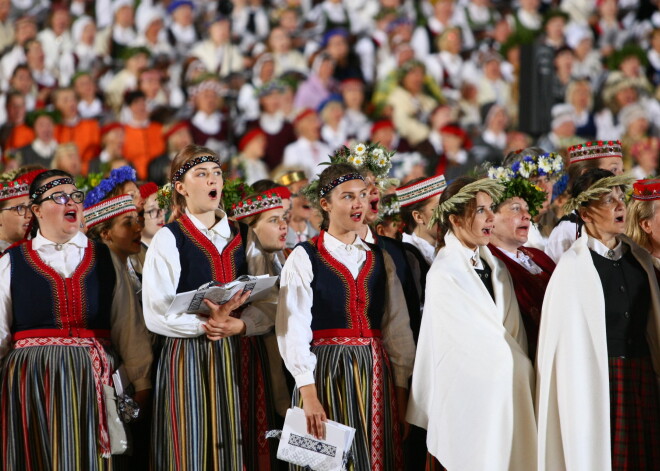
184, 208, 231, 239
31, 230, 89, 251
587, 236, 623, 260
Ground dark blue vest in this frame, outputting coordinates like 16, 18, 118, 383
8, 240, 115, 334
165, 214, 248, 293
301, 231, 386, 338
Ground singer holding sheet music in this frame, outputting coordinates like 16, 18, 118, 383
0, 170, 152, 469
142, 144, 274, 469
276, 162, 416, 470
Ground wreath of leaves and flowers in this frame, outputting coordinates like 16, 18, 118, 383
487, 152, 564, 180
221, 178, 254, 211
75, 172, 104, 196
498, 178, 548, 218
83, 166, 136, 208
324, 143, 398, 189
156, 183, 173, 210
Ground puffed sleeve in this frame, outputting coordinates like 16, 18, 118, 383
0, 254, 13, 361
276, 245, 316, 389
141, 227, 206, 337
110, 251, 153, 392
381, 251, 416, 388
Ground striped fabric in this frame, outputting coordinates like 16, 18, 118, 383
291, 338, 403, 471
1, 344, 120, 470
151, 336, 245, 470
608, 356, 660, 470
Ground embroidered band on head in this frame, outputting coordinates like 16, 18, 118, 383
172, 155, 220, 184
632, 178, 660, 201
0, 180, 29, 202
84, 194, 137, 229
31, 177, 74, 200
396, 174, 447, 207
231, 191, 283, 220
319, 173, 364, 198
568, 140, 623, 165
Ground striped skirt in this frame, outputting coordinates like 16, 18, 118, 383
609, 356, 660, 470
292, 337, 403, 471
1, 343, 119, 471
239, 335, 277, 471
151, 335, 244, 471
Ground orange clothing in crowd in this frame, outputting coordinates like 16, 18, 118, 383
5, 125, 35, 151
55, 119, 101, 172
122, 123, 165, 180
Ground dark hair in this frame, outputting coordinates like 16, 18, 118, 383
399, 177, 432, 234
502, 146, 547, 167
436, 176, 478, 249
251, 179, 279, 193
570, 168, 615, 203
567, 158, 605, 194
317, 163, 362, 231
29, 169, 75, 237
169, 144, 219, 222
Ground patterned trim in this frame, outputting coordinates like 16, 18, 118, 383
23, 239, 95, 329
30, 177, 74, 200
632, 178, 660, 201
395, 174, 446, 207
568, 140, 623, 164
231, 192, 283, 220
178, 214, 242, 282
0, 180, 28, 202
289, 434, 337, 457
319, 173, 364, 198
171, 155, 219, 184
316, 231, 374, 333
83, 194, 136, 228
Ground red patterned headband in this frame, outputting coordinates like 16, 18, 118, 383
231, 192, 283, 220
31, 177, 74, 200
172, 155, 220, 183
319, 173, 364, 198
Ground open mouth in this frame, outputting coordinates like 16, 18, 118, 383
279, 234, 287, 242
64, 210, 77, 222
133, 236, 142, 245
517, 225, 529, 231
615, 216, 624, 223
209, 189, 218, 199
302, 203, 311, 210
482, 227, 492, 236
350, 211, 363, 222
370, 199, 379, 214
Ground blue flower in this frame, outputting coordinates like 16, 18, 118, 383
83, 165, 137, 208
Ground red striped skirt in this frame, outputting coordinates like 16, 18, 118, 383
609, 356, 660, 471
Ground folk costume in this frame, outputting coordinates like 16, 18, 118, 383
277, 229, 415, 470
0, 173, 151, 471
547, 141, 623, 262
407, 179, 537, 471
537, 176, 660, 471
0, 176, 31, 254
142, 156, 272, 470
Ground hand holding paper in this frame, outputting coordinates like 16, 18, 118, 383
202, 290, 251, 340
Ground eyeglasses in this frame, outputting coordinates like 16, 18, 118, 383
38, 191, 85, 205
145, 208, 165, 219
0, 204, 29, 216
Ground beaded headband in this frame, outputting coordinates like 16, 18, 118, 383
568, 140, 622, 165
0, 180, 29, 202
84, 194, 137, 229
31, 177, 74, 200
396, 174, 447, 207
231, 192, 283, 220
172, 155, 220, 184
319, 173, 364, 198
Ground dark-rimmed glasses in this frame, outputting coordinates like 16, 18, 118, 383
38, 191, 85, 205
145, 208, 165, 219
0, 204, 29, 216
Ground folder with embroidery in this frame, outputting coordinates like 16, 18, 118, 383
276, 407, 355, 471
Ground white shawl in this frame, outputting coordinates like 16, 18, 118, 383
407, 232, 537, 470
536, 232, 660, 471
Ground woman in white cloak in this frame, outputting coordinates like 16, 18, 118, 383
406, 176, 537, 471
537, 169, 660, 471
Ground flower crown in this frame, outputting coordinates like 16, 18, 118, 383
221, 178, 254, 211
156, 183, 173, 210
497, 178, 547, 218
325, 143, 397, 189
83, 166, 136, 209
488, 152, 564, 181
378, 195, 401, 222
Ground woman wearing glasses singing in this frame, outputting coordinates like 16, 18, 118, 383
0, 168, 44, 254
0, 169, 153, 469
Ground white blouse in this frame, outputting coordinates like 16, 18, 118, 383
276, 232, 415, 390
142, 209, 272, 338
0, 231, 152, 391
402, 232, 436, 266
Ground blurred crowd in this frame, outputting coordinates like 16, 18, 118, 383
0, 0, 659, 187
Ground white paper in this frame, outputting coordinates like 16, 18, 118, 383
276, 407, 356, 471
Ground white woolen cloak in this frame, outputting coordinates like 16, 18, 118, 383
406, 232, 537, 471
536, 232, 660, 471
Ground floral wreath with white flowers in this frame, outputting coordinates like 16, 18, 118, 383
487, 152, 564, 181
323, 142, 398, 190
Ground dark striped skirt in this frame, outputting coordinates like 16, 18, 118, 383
239, 335, 277, 471
151, 335, 244, 471
609, 356, 660, 471
1, 342, 119, 471
292, 337, 403, 471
